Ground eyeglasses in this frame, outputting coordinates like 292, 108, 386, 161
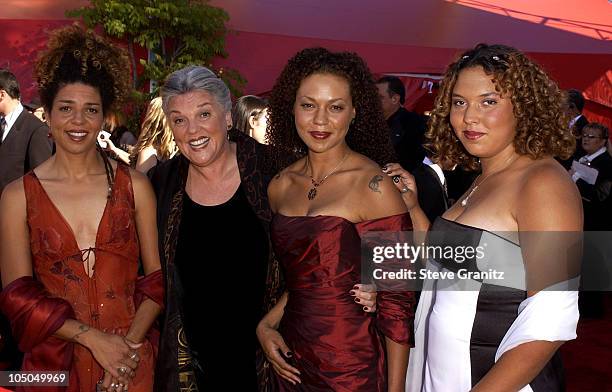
581, 134, 605, 139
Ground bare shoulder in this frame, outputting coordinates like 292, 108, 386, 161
0, 178, 26, 217
138, 145, 158, 160
268, 157, 306, 209
128, 165, 151, 187
516, 158, 582, 230
520, 158, 579, 198
141, 145, 158, 155
353, 154, 407, 219
127, 165, 156, 205
354, 155, 395, 196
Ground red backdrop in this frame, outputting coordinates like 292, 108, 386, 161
1, 20, 609, 131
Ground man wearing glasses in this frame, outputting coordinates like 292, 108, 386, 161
573, 122, 611, 318
573, 123, 611, 227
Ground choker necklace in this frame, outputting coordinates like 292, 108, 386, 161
306, 151, 350, 200
460, 155, 518, 207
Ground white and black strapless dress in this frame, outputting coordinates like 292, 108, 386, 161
407, 217, 579, 392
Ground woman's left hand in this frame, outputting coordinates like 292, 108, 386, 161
101, 137, 117, 153
351, 284, 377, 312
383, 163, 419, 211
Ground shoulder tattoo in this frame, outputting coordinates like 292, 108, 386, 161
368, 175, 383, 193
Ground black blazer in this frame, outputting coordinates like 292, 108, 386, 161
387, 107, 427, 173
412, 162, 449, 221
0, 110, 52, 194
573, 114, 589, 135
576, 151, 612, 230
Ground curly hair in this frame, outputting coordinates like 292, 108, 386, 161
267, 47, 395, 168
35, 24, 131, 114
427, 43, 574, 171
130, 97, 176, 164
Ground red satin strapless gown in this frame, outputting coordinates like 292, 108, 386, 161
271, 213, 415, 391
23, 165, 155, 391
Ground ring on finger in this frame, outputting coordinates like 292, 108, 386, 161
118, 366, 128, 376
129, 351, 138, 361
392, 175, 400, 183
401, 187, 409, 193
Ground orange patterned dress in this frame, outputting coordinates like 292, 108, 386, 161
23, 165, 155, 391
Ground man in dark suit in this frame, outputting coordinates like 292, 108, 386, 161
0, 69, 52, 195
0, 69, 52, 370
562, 89, 589, 167
571, 122, 611, 318
376, 76, 427, 172
412, 157, 449, 221
573, 122, 612, 231
567, 89, 589, 137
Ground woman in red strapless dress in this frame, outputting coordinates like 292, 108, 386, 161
257, 48, 416, 392
0, 26, 163, 392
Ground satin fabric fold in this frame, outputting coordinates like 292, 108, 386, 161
134, 269, 164, 308
355, 214, 415, 346
271, 213, 415, 391
134, 268, 164, 359
0, 276, 77, 391
495, 283, 579, 392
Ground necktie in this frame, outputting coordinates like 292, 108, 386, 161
0, 117, 6, 146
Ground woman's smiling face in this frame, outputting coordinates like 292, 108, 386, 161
166, 90, 232, 168
450, 66, 518, 159
293, 73, 356, 154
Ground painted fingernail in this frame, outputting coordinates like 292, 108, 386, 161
354, 298, 360, 303
363, 306, 369, 311
286, 351, 293, 357
349, 290, 356, 296
353, 285, 359, 289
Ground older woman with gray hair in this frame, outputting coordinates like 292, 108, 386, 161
150, 66, 377, 391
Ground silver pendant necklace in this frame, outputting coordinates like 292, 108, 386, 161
460, 155, 519, 207
306, 151, 350, 200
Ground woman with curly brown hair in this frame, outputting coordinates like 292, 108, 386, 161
0, 26, 163, 392
130, 97, 177, 174
383, 44, 581, 391
256, 47, 415, 391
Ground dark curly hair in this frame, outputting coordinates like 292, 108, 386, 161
267, 47, 395, 168
35, 24, 131, 114
427, 43, 575, 171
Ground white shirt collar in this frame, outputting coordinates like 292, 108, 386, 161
422, 156, 446, 185
582, 147, 607, 163
569, 114, 582, 128
2, 102, 24, 140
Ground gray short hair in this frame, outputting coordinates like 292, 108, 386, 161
161, 65, 231, 114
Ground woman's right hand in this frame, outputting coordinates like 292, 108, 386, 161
383, 163, 419, 211
81, 329, 140, 383
98, 371, 134, 392
256, 322, 301, 385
